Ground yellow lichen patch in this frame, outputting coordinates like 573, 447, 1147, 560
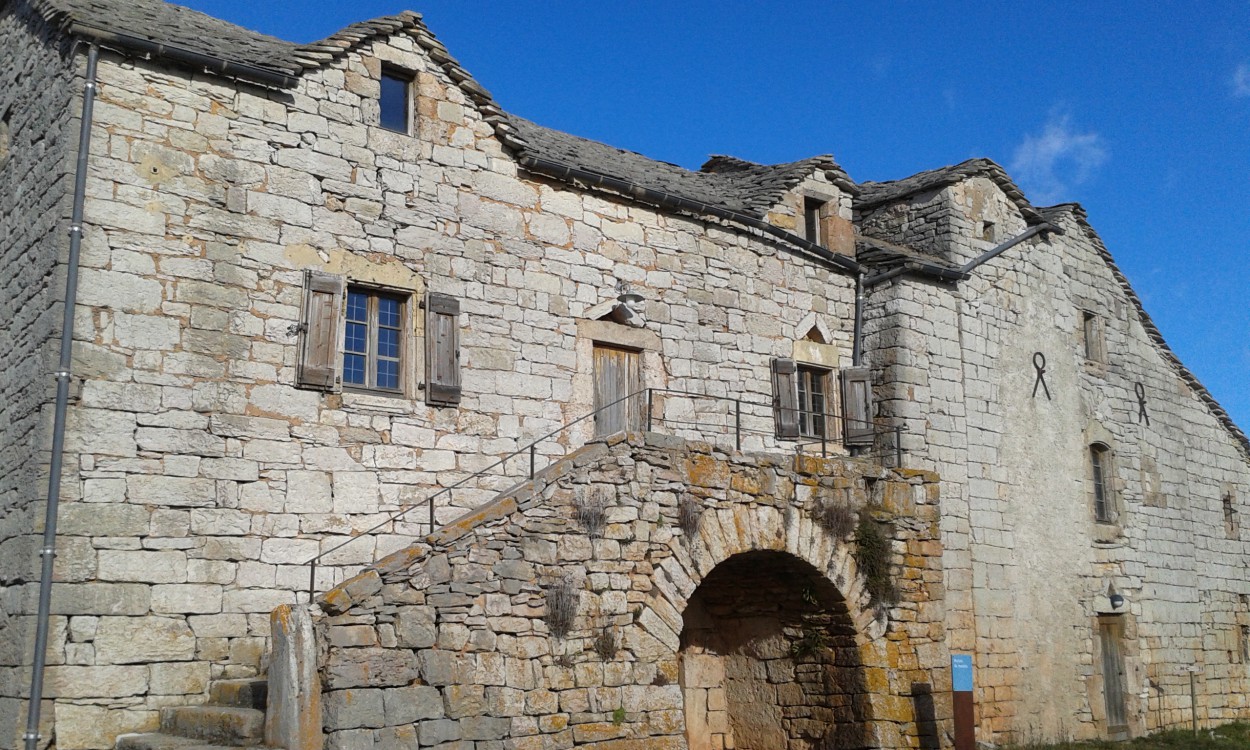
685, 453, 729, 489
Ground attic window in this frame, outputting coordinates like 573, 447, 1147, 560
379, 69, 412, 134
803, 197, 826, 246
981, 221, 996, 242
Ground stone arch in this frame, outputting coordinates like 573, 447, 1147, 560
680, 550, 873, 750
643, 502, 889, 750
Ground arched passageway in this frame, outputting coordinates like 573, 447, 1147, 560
680, 550, 872, 750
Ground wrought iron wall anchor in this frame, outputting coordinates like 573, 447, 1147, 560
1031, 352, 1051, 400
1135, 382, 1150, 426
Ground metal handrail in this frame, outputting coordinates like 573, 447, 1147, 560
303, 386, 906, 598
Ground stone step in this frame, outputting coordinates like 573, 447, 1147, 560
115, 733, 236, 750
159, 706, 264, 747
209, 678, 268, 710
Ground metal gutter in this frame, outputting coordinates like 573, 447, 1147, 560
863, 223, 1059, 287
24, 44, 99, 750
517, 154, 863, 276
68, 21, 299, 88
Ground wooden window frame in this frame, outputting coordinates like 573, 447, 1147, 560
343, 286, 407, 395
796, 364, 832, 439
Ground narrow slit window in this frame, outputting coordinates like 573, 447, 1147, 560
981, 221, 996, 242
1083, 312, 1106, 364
1091, 443, 1114, 523
380, 70, 411, 133
1224, 492, 1239, 539
804, 197, 825, 246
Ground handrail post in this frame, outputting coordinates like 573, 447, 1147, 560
308, 560, 317, 601
822, 429, 827, 458
646, 389, 653, 432
429, 491, 435, 534
529, 444, 536, 479
734, 399, 741, 452
895, 425, 903, 467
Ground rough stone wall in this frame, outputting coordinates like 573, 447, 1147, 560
33, 30, 864, 746
0, 4, 78, 745
863, 181, 1250, 743
856, 187, 967, 262
315, 434, 948, 750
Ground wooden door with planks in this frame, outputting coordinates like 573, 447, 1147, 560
593, 344, 643, 437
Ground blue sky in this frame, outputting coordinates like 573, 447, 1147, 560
179, 1, 1250, 431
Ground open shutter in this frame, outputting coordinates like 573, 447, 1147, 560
772, 358, 800, 440
841, 366, 874, 446
297, 270, 344, 391
425, 292, 461, 406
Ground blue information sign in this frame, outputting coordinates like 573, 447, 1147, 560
951, 654, 974, 692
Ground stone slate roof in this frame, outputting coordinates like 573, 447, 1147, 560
30, 0, 303, 73
509, 117, 854, 218
1039, 204, 1250, 458
856, 157, 1044, 225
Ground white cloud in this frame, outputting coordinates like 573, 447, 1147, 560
1010, 111, 1108, 205
1234, 63, 1250, 97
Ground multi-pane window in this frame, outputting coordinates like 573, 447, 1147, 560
796, 365, 831, 438
1091, 443, 1114, 522
380, 70, 411, 133
344, 288, 404, 392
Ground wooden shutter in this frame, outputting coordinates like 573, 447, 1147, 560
772, 358, 799, 440
297, 270, 344, 391
841, 366, 874, 446
425, 292, 461, 406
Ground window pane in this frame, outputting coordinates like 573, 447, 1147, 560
345, 321, 368, 355
380, 73, 409, 133
347, 292, 368, 323
376, 359, 399, 390
343, 353, 366, 385
377, 326, 399, 359
378, 296, 401, 328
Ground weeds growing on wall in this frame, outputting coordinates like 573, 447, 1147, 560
544, 576, 581, 639
853, 510, 898, 607
813, 497, 857, 538
592, 625, 618, 660
679, 494, 703, 539
576, 486, 610, 537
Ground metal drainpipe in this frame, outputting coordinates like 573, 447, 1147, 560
24, 43, 99, 750
852, 271, 864, 367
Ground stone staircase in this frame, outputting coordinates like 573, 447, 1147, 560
116, 679, 268, 749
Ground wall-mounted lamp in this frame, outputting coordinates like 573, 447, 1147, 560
1107, 582, 1125, 610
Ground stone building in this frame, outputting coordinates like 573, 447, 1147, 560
0, 0, 1246, 748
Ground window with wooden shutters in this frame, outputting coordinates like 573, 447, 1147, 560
424, 292, 461, 406
772, 358, 800, 440
841, 366, 874, 446
796, 365, 832, 439
297, 270, 345, 391
343, 287, 406, 393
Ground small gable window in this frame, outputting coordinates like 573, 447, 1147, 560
803, 197, 826, 247
380, 69, 412, 134
981, 221, 996, 242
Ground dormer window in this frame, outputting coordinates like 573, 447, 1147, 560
803, 197, 826, 247
380, 69, 412, 134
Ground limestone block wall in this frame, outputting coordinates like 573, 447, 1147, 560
315, 434, 948, 750
863, 182, 1250, 743
27, 26, 867, 746
0, 4, 79, 745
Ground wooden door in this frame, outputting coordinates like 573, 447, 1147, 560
594, 344, 643, 437
1099, 618, 1127, 731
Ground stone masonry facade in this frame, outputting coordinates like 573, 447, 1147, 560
1, 1, 1248, 748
